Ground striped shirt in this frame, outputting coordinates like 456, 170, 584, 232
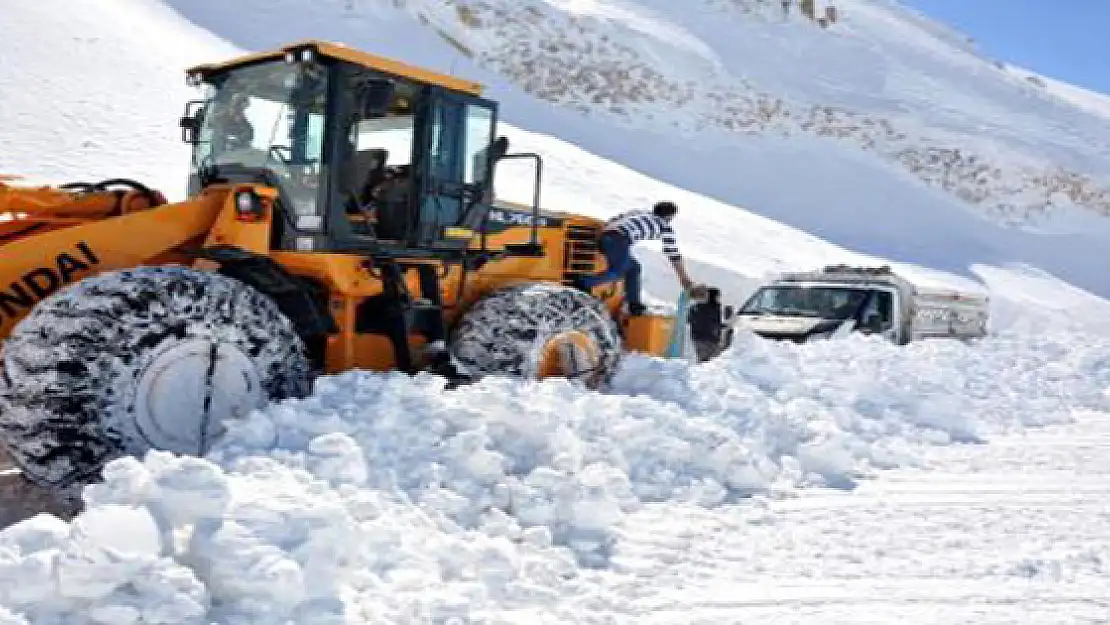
604, 210, 682, 261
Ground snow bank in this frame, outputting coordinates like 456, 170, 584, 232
0, 452, 583, 624
613, 327, 1110, 480
4, 325, 1109, 622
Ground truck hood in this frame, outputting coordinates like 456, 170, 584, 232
735, 315, 844, 337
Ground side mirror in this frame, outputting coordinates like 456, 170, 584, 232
360, 79, 396, 118
491, 136, 509, 160
476, 136, 511, 204
179, 117, 198, 144
724, 305, 734, 319
179, 100, 206, 144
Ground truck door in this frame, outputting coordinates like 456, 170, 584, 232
859, 289, 896, 340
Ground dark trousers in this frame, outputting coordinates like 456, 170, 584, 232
581, 231, 642, 308
694, 340, 719, 363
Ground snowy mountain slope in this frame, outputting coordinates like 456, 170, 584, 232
0, 0, 236, 194
1002, 64, 1110, 122
2, 1, 1110, 623
0, 0, 986, 313
159, 0, 1110, 298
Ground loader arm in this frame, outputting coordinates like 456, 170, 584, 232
1, 177, 168, 220
0, 180, 233, 338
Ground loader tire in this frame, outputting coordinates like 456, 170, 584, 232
448, 282, 623, 389
0, 265, 311, 496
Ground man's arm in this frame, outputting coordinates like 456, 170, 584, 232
662, 226, 695, 290
670, 257, 694, 290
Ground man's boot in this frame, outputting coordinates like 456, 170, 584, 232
569, 276, 592, 293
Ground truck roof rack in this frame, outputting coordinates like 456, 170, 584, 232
820, 264, 893, 275
770, 265, 917, 295
773, 265, 990, 304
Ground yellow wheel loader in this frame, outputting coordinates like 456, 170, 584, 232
0, 41, 680, 494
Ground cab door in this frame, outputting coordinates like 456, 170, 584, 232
415, 90, 497, 245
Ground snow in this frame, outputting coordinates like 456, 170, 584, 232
3, 0, 1110, 622
613, 414, 1110, 623
4, 329, 1110, 622
1001, 64, 1110, 122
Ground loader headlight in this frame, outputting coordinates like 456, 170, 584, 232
284, 48, 315, 64
235, 190, 263, 220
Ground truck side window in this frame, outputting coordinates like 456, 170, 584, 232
873, 291, 893, 330
861, 291, 893, 331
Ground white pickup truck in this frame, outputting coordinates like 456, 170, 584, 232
730, 265, 990, 345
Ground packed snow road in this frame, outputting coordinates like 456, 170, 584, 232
595, 413, 1110, 624
0, 327, 1108, 623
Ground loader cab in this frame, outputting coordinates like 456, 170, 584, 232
327, 58, 505, 256
181, 41, 515, 260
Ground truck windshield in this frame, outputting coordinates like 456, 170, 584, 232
740, 286, 870, 319
190, 60, 328, 217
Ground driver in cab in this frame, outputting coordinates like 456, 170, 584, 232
211, 92, 254, 152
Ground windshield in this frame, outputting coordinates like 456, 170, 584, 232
190, 60, 328, 217
740, 286, 871, 319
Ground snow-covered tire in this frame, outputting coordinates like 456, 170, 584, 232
448, 282, 623, 388
0, 265, 311, 494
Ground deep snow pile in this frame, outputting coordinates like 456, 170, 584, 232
3, 326, 1110, 622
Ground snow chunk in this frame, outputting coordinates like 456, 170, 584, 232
0, 502, 208, 624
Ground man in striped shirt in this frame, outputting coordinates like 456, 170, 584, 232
577, 201, 696, 315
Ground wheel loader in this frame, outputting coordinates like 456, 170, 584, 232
0, 40, 684, 495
